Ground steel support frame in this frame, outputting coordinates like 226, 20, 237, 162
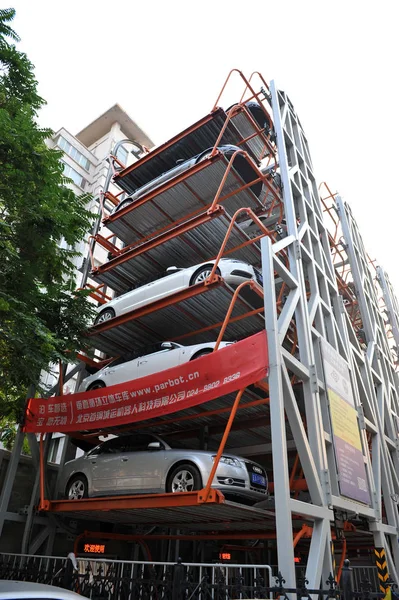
376, 265, 399, 368
266, 82, 385, 586
335, 196, 399, 579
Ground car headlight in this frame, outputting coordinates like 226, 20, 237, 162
212, 456, 242, 468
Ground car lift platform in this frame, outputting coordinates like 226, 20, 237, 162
114, 106, 273, 194
92, 208, 262, 293
104, 153, 270, 247
40, 490, 275, 532
87, 279, 265, 356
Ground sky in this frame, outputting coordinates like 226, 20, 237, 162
8, 0, 399, 294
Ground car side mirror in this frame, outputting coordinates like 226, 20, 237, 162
166, 266, 179, 273
161, 342, 173, 349
148, 441, 162, 450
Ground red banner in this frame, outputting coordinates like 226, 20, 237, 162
23, 332, 268, 434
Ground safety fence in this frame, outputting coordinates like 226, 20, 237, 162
0, 553, 390, 600
0, 553, 272, 600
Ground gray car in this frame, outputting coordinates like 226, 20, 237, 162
60, 433, 268, 505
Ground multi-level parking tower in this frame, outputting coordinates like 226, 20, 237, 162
2, 70, 399, 588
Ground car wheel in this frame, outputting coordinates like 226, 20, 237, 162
190, 349, 213, 360
94, 307, 116, 326
190, 265, 221, 286
87, 381, 106, 391
66, 474, 88, 500
167, 463, 202, 493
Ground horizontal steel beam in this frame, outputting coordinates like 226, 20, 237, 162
289, 499, 334, 521
42, 489, 224, 512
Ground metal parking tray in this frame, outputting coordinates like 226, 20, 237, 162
43, 490, 276, 532
114, 106, 273, 194
87, 280, 264, 356
104, 153, 267, 246
92, 209, 262, 292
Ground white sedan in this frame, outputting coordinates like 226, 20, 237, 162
0, 581, 83, 600
79, 340, 233, 392
93, 258, 262, 326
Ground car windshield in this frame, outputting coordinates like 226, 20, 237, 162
163, 438, 193, 450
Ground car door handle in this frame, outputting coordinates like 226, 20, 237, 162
121, 458, 128, 462
91, 461, 96, 464
139, 360, 147, 364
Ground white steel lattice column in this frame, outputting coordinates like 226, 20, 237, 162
265, 82, 386, 585
376, 266, 399, 368
335, 197, 399, 580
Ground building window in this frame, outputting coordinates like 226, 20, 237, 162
48, 437, 61, 463
116, 145, 128, 166
58, 135, 91, 171
62, 161, 85, 189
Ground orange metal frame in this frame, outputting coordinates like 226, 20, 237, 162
39, 277, 269, 513
87, 276, 223, 336
88, 206, 275, 341
212, 68, 272, 129
93, 208, 225, 276
209, 103, 275, 163
111, 108, 227, 183
89, 186, 281, 297
36, 70, 315, 551
40, 268, 269, 509
39, 486, 221, 513
77, 283, 111, 306
110, 72, 275, 190
38, 385, 269, 513
100, 148, 280, 230
39, 256, 269, 513
86, 204, 295, 367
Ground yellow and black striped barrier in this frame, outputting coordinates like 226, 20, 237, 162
374, 547, 389, 594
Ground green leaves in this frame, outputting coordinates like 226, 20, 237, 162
0, 9, 20, 43
0, 10, 96, 418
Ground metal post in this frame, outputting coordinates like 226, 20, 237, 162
261, 235, 296, 587
21, 433, 53, 554
39, 434, 46, 510
341, 559, 354, 600
172, 558, 185, 600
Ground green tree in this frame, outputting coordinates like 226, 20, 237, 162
0, 417, 30, 454
0, 8, 95, 419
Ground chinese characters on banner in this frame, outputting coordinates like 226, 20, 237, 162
23, 332, 269, 434
321, 339, 370, 505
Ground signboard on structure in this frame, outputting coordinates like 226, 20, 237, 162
321, 339, 370, 505
23, 331, 268, 434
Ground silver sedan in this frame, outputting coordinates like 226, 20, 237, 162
60, 433, 268, 505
